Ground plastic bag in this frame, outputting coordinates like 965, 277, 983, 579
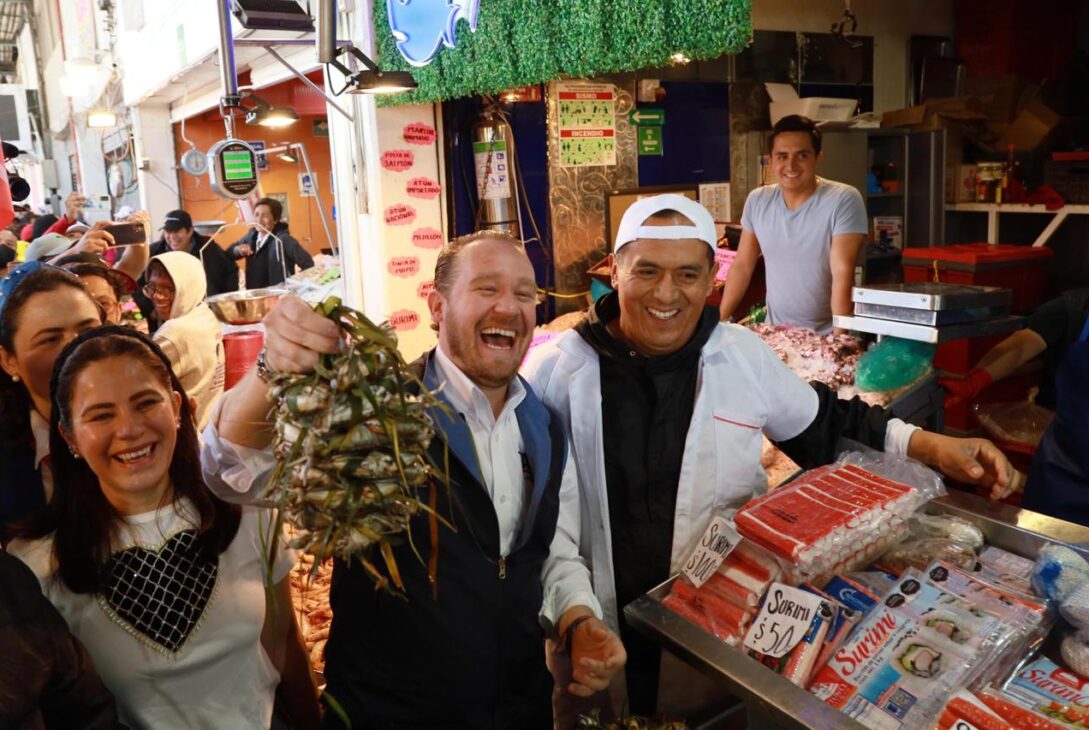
855, 337, 936, 393
878, 515, 984, 574
733, 451, 945, 581
1032, 544, 1089, 607
975, 399, 1055, 448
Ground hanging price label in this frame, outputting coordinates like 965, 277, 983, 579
681, 517, 741, 588
744, 583, 828, 658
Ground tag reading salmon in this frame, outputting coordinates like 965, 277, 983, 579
744, 583, 825, 658
681, 517, 740, 588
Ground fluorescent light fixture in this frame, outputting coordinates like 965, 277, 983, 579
88, 109, 118, 128
278, 151, 298, 163
671, 51, 691, 65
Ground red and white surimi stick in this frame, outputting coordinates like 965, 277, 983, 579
718, 561, 769, 595
732, 540, 783, 580
662, 594, 716, 635
704, 573, 760, 610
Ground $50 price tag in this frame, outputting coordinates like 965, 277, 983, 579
743, 583, 828, 658
681, 517, 741, 589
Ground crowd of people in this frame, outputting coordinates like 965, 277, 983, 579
0, 160, 1026, 728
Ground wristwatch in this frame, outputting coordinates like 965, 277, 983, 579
254, 347, 273, 384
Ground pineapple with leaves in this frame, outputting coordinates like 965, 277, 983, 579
263, 297, 447, 594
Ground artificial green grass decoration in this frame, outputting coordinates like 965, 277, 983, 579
374, 0, 752, 105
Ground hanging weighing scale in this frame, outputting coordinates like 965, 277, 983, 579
207, 138, 260, 199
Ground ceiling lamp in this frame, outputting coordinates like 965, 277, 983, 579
278, 150, 298, 163
328, 46, 417, 95
88, 108, 118, 128
242, 94, 299, 127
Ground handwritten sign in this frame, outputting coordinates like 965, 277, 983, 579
416, 279, 435, 299
411, 227, 444, 249
388, 309, 420, 331
403, 122, 437, 145
681, 517, 740, 588
381, 150, 415, 172
387, 256, 421, 278
384, 203, 417, 226
714, 248, 736, 282
406, 176, 441, 199
744, 583, 827, 658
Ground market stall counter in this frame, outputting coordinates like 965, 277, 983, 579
624, 490, 1089, 730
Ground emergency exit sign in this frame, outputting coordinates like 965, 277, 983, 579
628, 109, 665, 125
638, 126, 663, 156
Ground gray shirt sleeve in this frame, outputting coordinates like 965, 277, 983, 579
832, 185, 869, 236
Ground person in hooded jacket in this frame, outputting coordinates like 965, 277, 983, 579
143, 251, 225, 429
227, 198, 313, 289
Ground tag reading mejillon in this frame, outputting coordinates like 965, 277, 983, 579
744, 583, 827, 658
681, 516, 741, 589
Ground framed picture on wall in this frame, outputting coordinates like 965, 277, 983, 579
312, 118, 329, 138
268, 192, 290, 222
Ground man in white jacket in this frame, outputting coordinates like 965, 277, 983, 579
522, 194, 1015, 718
143, 251, 225, 429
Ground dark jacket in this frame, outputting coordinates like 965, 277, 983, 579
320, 351, 565, 730
134, 233, 239, 323
0, 440, 44, 545
227, 222, 313, 289
0, 551, 125, 729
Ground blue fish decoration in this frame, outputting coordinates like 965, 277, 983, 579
387, 0, 481, 67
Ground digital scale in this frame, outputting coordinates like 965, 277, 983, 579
207, 138, 260, 199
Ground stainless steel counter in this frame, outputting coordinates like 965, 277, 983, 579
623, 490, 1089, 729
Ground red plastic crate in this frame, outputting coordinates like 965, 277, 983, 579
902, 243, 1052, 314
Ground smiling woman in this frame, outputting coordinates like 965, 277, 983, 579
5, 327, 320, 729
0, 262, 104, 540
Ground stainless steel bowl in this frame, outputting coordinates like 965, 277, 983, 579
206, 288, 287, 325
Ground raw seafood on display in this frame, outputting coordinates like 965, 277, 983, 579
747, 324, 863, 389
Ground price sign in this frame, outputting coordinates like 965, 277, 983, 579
681, 517, 740, 588
744, 583, 828, 658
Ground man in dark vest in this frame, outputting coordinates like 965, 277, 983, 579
200, 230, 625, 728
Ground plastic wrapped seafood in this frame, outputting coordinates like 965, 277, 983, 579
663, 540, 782, 644
808, 604, 977, 730
1006, 656, 1089, 722
734, 452, 944, 580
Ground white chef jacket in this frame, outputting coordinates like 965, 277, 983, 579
522, 322, 919, 634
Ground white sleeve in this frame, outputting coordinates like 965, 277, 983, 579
747, 335, 821, 442
539, 451, 601, 637
884, 418, 921, 457
200, 398, 278, 505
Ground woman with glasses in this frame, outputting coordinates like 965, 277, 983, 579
144, 251, 225, 429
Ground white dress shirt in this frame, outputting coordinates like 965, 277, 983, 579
432, 345, 526, 556
30, 408, 53, 500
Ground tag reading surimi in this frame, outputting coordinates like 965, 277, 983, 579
744, 583, 827, 658
681, 517, 741, 589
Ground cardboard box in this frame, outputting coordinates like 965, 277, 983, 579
881, 97, 988, 130
964, 75, 1026, 122
997, 98, 1061, 151
765, 83, 857, 125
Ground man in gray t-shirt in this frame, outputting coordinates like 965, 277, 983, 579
719, 115, 868, 334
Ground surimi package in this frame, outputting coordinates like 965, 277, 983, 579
734, 453, 944, 580
809, 605, 976, 730
1006, 657, 1089, 724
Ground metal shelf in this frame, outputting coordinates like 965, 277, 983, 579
945, 203, 1089, 246
624, 491, 1089, 730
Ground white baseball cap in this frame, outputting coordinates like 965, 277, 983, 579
614, 193, 717, 253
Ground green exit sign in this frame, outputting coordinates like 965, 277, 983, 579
628, 108, 665, 126
638, 126, 663, 156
